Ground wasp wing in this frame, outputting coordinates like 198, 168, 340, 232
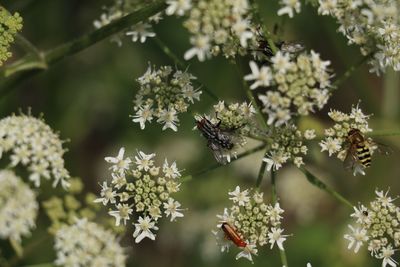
343, 145, 359, 172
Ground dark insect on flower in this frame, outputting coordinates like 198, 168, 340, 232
195, 116, 236, 165
221, 222, 247, 248
344, 128, 392, 174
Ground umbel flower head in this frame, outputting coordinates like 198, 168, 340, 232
195, 101, 256, 164
317, 0, 400, 74
213, 186, 288, 262
0, 113, 70, 188
319, 103, 374, 175
54, 218, 126, 267
263, 124, 316, 171
246, 50, 332, 126
132, 64, 202, 131
95, 147, 184, 243
344, 189, 400, 267
182, 0, 257, 61
93, 0, 161, 46
0, 170, 38, 243
0, 7, 23, 66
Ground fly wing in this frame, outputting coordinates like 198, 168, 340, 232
208, 141, 229, 165
372, 141, 394, 156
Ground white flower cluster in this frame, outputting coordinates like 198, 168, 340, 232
319, 104, 374, 174
0, 170, 38, 243
182, 0, 257, 61
94, 0, 162, 46
263, 124, 316, 171
132, 65, 201, 131
0, 114, 70, 188
95, 147, 184, 243
277, 0, 301, 18
214, 186, 288, 262
345, 189, 400, 267
317, 0, 400, 74
54, 218, 126, 267
246, 50, 332, 126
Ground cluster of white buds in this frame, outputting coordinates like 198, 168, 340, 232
245, 50, 332, 126
95, 147, 184, 243
277, 0, 301, 18
214, 186, 288, 262
54, 218, 126, 267
317, 0, 400, 74
344, 189, 400, 267
94, 0, 162, 46
0, 170, 38, 243
319, 104, 374, 175
0, 113, 70, 188
263, 124, 316, 171
132, 64, 201, 131
182, 0, 257, 61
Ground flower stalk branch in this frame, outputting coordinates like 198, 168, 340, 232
152, 36, 219, 101
270, 170, 289, 267
0, 0, 168, 97
300, 167, 353, 208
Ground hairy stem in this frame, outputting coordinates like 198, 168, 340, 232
331, 51, 375, 90
368, 130, 400, 137
152, 36, 219, 101
270, 171, 289, 267
0, 0, 168, 97
300, 167, 353, 208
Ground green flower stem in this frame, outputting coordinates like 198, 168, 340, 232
299, 167, 353, 208
249, 0, 278, 54
382, 69, 399, 120
21, 263, 55, 267
152, 36, 219, 101
0, 0, 168, 97
270, 171, 289, 267
9, 238, 23, 258
180, 143, 266, 182
368, 130, 400, 137
331, 51, 375, 90
255, 157, 267, 188
15, 33, 42, 58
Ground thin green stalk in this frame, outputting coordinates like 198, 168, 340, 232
300, 167, 353, 208
331, 51, 375, 90
382, 69, 399, 120
15, 33, 42, 58
0, 0, 168, 96
9, 238, 23, 258
368, 130, 400, 137
249, 0, 278, 54
181, 143, 266, 181
270, 171, 289, 267
152, 36, 219, 101
255, 157, 267, 188
21, 263, 55, 267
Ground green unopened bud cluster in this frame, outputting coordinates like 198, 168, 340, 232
0, 7, 23, 66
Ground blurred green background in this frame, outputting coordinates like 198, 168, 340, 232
1, 0, 400, 266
